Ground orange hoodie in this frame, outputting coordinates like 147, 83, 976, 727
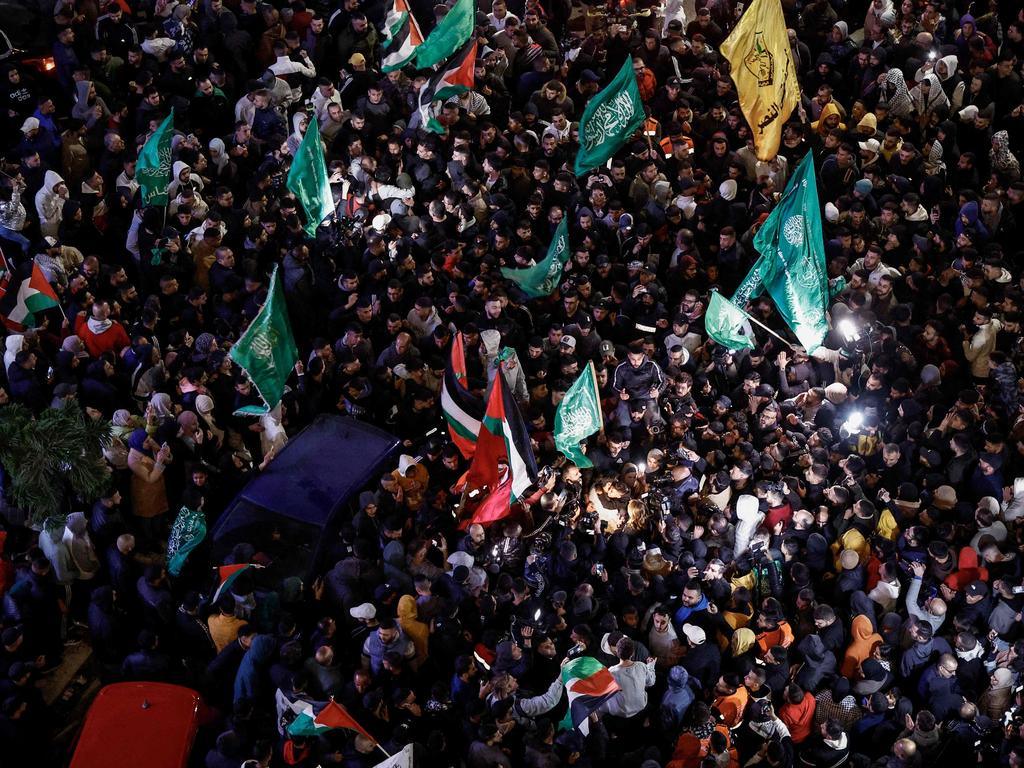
945, 546, 989, 591
780, 693, 816, 743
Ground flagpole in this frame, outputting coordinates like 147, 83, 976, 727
740, 306, 797, 350
375, 743, 393, 758
587, 360, 604, 436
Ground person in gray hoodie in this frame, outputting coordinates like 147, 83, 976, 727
661, 665, 695, 732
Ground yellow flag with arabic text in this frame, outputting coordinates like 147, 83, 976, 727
720, 0, 799, 161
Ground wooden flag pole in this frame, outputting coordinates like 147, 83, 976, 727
742, 309, 797, 350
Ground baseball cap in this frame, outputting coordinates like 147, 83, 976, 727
600, 340, 615, 357
561, 335, 577, 349
858, 138, 880, 154
447, 550, 474, 569
682, 624, 706, 645
965, 580, 988, 597
350, 603, 377, 620
349, 53, 366, 66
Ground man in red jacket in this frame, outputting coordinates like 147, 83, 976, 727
75, 300, 130, 358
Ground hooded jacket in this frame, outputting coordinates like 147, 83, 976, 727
35, 170, 66, 237
233, 634, 276, 705
661, 666, 695, 731
795, 634, 836, 692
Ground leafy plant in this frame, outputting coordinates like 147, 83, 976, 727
0, 405, 112, 525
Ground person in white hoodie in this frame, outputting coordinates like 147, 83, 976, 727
35, 170, 68, 238
734, 494, 765, 559
598, 636, 656, 719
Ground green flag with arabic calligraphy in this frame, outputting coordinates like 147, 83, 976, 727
574, 59, 645, 176
732, 152, 830, 351
554, 362, 603, 468
136, 110, 174, 207
229, 265, 298, 414
500, 217, 571, 299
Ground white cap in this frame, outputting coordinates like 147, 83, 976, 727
20, 117, 39, 134
349, 603, 376, 620
959, 105, 979, 121
858, 138, 880, 154
682, 623, 706, 645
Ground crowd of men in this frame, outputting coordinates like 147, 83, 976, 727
2, 0, 1024, 765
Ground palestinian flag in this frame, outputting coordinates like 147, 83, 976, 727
288, 700, 374, 740
441, 332, 483, 459
559, 656, 621, 736
380, 10, 419, 72
464, 370, 537, 510
211, 563, 258, 603
0, 261, 60, 331
417, 38, 477, 134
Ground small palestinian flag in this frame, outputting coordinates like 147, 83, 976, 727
288, 700, 374, 740
1, 261, 60, 331
211, 563, 258, 603
417, 38, 477, 134
441, 332, 483, 459
558, 656, 620, 736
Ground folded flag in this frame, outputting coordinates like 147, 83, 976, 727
0, 260, 60, 331
559, 656, 621, 736
441, 332, 484, 459
167, 505, 207, 577
287, 700, 375, 741
705, 290, 756, 351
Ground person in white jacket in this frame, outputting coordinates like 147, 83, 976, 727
734, 494, 764, 559
35, 170, 68, 238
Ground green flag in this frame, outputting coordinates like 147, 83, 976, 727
230, 265, 298, 414
554, 362, 603, 468
166, 505, 207, 577
732, 152, 830, 351
414, 0, 475, 70
286, 117, 333, 237
705, 290, 756, 350
500, 217, 570, 299
574, 59, 645, 176
136, 110, 174, 207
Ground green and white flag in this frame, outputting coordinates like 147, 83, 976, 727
705, 290, 756, 350
499, 217, 570, 299
574, 59, 645, 176
136, 110, 174, 207
554, 362, 603, 468
167, 505, 207, 577
732, 152, 830, 351
229, 265, 298, 414
286, 117, 334, 236
414, 0, 475, 70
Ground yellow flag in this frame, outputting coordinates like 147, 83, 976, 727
720, 0, 799, 161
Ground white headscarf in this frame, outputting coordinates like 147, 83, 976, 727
208, 138, 229, 173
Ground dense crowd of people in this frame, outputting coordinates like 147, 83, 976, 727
2, 0, 1024, 766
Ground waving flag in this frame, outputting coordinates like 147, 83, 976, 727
720, 0, 799, 161
413, 0, 475, 70
229, 266, 298, 414
288, 700, 374, 741
136, 110, 174, 206
417, 38, 477, 133
559, 656, 621, 735
441, 332, 484, 459
574, 58, 645, 175
1, 262, 60, 331
705, 290, 756, 350
500, 217, 570, 299
212, 563, 256, 603
553, 361, 603, 468
464, 372, 537, 514
286, 117, 334, 236
733, 153, 830, 351
382, 0, 424, 73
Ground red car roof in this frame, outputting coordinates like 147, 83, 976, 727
69, 683, 201, 768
